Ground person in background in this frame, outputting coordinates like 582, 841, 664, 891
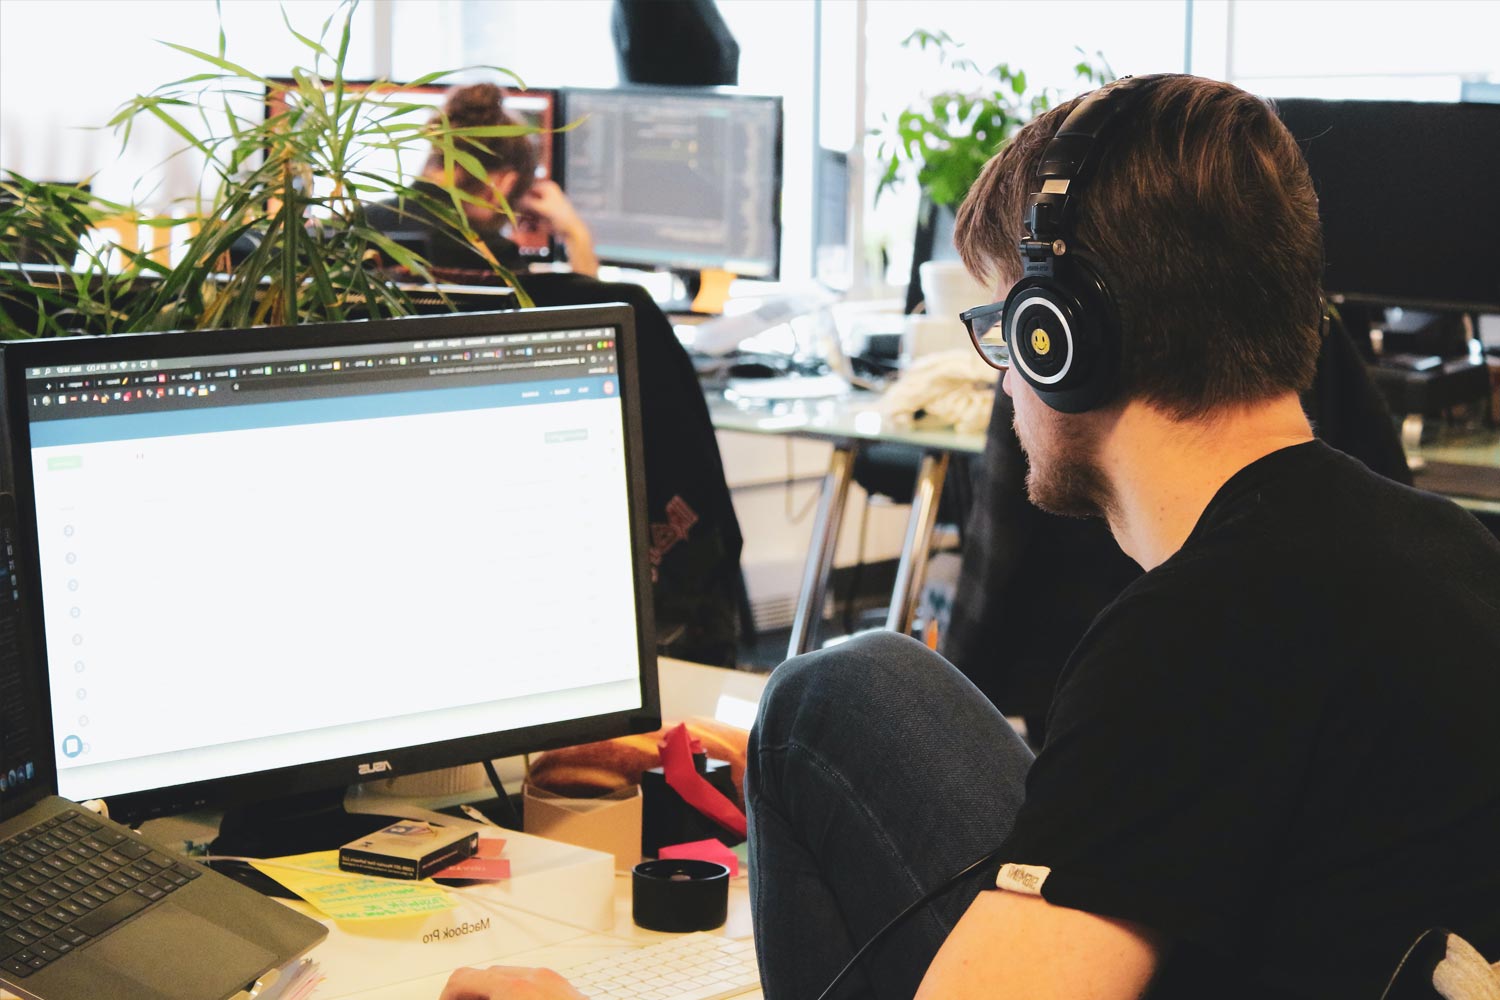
363, 82, 597, 278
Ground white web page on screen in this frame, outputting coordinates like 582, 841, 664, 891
31, 392, 643, 800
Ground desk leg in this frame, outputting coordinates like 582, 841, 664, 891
885, 451, 950, 637
788, 444, 857, 659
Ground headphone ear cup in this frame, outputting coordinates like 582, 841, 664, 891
1004, 252, 1120, 413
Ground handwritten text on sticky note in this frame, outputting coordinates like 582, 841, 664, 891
249, 851, 452, 921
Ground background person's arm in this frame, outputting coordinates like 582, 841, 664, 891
917, 890, 1164, 1000
521, 179, 599, 278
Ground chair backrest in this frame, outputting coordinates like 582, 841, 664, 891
1381, 928, 1500, 1000
520, 271, 745, 667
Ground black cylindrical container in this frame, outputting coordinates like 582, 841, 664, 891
631, 859, 731, 932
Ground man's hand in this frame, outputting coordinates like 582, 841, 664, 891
519, 181, 584, 237
438, 965, 587, 1000
518, 179, 598, 278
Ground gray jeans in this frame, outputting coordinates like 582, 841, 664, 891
746, 631, 1035, 1000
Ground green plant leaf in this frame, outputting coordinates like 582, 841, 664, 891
280, 4, 331, 59
870, 31, 1112, 206
158, 41, 270, 87
2, 1, 539, 337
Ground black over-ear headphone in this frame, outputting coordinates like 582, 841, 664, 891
1003, 74, 1165, 413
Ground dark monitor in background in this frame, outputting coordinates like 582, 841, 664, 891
1273, 98, 1500, 314
0, 305, 659, 852
264, 79, 560, 262
558, 86, 782, 307
612, 0, 739, 86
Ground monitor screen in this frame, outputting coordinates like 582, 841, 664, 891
559, 86, 782, 279
1274, 98, 1500, 313
264, 80, 559, 261
1, 305, 659, 820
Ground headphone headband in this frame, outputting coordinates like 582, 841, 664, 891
999, 75, 1170, 413
1024, 74, 1164, 250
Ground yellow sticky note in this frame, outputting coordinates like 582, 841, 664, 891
249, 851, 453, 922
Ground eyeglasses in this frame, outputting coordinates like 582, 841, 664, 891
961, 301, 1009, 371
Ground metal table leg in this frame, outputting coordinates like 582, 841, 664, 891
787, 443, 857, 658
885, 451, 950, 636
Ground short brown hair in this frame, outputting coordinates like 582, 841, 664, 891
955, 75, 1323, 419
427, 83, 538, 200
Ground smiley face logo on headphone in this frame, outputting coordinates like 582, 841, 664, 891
1030, 327, 1052, 356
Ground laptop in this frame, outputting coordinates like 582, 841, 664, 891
0, 493, 328, 1000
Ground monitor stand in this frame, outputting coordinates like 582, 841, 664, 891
657, 268, 735, 315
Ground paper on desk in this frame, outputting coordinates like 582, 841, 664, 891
243, 958, 323, 1000
658, 837, 739, 877
434, 837, 510, 880
248, 851, 453, 922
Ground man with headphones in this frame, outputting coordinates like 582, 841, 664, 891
740, 74, 1500, 1000
435, 74, 1500, 1000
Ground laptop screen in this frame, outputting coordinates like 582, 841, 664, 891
3, 306, 657, 814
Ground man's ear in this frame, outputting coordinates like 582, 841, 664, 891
490, 170, 520, 198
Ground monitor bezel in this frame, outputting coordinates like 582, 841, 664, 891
0, 491, 57, 825
557, 84, 785, 282
0, 305, 661, 823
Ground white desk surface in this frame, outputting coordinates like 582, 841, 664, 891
309, 870, 758, 1000
306, 658, 769, 999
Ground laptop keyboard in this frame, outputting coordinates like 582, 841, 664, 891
0, 809, 201, 979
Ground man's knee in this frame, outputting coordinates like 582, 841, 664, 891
753, 631, 947, 749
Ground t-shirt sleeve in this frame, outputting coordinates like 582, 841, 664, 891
995, 568, 1332, 945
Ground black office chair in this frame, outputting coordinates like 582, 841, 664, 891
519, 272, 747, 667
1380, 928, 1500, 1000
368, 258, 748, 666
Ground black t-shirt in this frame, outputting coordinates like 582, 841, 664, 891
360, 180, 523, 272
997, 440, 1500, 999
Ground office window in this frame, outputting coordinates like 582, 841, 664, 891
860, 0, 1186, 290
1222, 0, 1500, 101
0, 0, 379, 209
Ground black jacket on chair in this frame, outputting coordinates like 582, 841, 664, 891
358, 191, 747, 665
520, 272, 745, 667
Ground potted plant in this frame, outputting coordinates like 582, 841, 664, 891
873, 30, 1114, 210
871, 30, 1113, 313
0, 0, 538, 339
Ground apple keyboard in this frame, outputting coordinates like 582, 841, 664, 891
556, 933, 760, 1000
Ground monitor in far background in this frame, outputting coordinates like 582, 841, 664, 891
559, 86, 783, 304
264, 79, 559, 261
0, 305, 658, 855
1273, 98, 1500, 314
